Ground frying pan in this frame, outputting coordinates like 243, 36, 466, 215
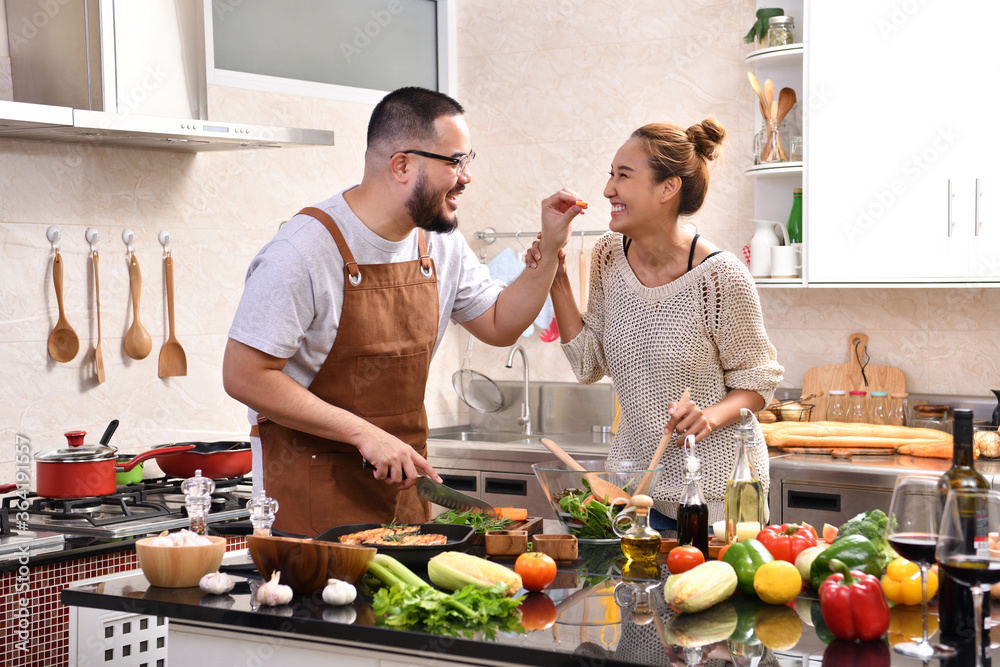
151, 441, 252, 479
451, 335, 505, 413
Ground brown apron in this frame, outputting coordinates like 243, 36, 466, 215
257, 206, 438, 536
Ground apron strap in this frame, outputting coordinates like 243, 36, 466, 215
417, 229, 432, 276
298, 207, 362, 284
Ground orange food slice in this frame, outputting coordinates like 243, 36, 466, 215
496, 507, 528, 522
575, 200, 589, 209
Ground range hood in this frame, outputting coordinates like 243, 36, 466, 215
1, 0, 335, 152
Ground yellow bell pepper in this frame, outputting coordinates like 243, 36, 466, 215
881, 557, 938, 606
888, 605, 939, 646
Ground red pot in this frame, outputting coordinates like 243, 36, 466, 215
152, 441, 252, 479
35, 431, 194, 498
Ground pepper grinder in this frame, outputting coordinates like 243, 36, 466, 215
181, 469, 215, 535
247, 491, 279, 537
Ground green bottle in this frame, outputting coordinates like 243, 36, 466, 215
787, 188, 802, 244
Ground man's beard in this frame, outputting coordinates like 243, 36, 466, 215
406, 172, 460, 234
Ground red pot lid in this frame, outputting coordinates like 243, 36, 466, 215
35, 431, 117, 462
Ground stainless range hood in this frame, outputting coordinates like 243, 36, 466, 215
1, 0, 335, 151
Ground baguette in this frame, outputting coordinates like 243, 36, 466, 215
761, 421, 951, 451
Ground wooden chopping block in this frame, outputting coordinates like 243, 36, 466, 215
801, 332, 906, 421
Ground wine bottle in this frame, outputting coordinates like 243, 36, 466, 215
677, 437, 709, 559
937, 408, 990, 640
724, 409, 764, 545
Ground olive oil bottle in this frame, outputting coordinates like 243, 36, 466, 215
724, 409, 764, 544
616, 494, 662, 561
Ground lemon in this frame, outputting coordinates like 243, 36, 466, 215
753, 560, 802, 605
754, 605, 802, 650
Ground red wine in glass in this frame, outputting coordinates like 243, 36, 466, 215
889, 532, 938, 564
940, 556, 1000, 587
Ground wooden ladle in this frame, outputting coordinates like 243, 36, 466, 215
123, 253, 152, 360
158, 255, 187, 377
634, 388, 691, 498
47, 252, 80, 363
540, 437, 631, 503
776, 87, 797, 124
92, 251, 105, 382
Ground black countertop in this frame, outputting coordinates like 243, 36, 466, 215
60, 545, 991, 666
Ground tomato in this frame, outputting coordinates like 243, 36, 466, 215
667, 546, 705, 574
515, 552, 557, 592
518, 591, 557, 630
718, 543, 731, 561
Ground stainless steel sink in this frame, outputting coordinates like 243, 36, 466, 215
428, 427, 537, 443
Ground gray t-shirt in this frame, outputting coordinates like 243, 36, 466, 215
229, 187, 504, 394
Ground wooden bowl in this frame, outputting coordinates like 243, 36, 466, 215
136, 535, 226, 588
248, 535, 375, 595
485, 530, 528, 557
532, 534, 578, 562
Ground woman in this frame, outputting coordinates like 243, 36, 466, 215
530, 120, 782, 529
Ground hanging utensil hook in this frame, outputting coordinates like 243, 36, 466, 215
85, 227, 100, 255
46, 226, 62, 253
122, 228, 136, 257
158, 230, 172, 257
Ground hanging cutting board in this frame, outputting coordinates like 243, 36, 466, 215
801, 332, 906, 421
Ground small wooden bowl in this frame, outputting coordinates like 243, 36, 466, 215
485, 530, 528, 557
532, 534, 578, 561
136, 536, 226, 588
248, 535, 375, 595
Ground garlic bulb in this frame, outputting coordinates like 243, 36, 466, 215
255, 571, 293, 606
147, 529, 213, 547
322, 578, 357, 606
147, 530, 173, 547
199, 571, 236, 595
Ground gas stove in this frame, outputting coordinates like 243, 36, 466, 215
1, 476, 252, 539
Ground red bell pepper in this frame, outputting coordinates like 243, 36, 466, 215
818, 559, 891, 642
756, 521, 818, 563
822, 639, 891, 667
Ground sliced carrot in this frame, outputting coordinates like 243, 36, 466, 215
496, 507, 528, 522
575, 200, 588, 209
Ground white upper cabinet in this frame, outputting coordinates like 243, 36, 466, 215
806, 0, 1000, 283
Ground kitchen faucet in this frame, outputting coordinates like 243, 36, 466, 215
505, 345, 531, 435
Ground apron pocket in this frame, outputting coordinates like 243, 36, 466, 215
310, 451, 398, 532
352, 351, 429, 417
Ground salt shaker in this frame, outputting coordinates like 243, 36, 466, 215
182, 469, 215, 535
248, 492, 279, 537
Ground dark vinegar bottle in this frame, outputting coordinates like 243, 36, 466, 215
677, 439, 709, 560
937, 408, 990, 641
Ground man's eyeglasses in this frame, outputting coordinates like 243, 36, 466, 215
397, 149, 476, 176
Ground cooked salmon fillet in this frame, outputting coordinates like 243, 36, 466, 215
338, 525, 420, 545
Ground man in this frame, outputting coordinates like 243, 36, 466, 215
223, 87, 582, 536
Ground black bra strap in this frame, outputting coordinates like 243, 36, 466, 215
687, 233, 701, 272
622, 235, 632, 257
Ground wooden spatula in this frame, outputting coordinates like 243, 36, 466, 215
540, 437, 631, 504
92, 251, 105, 382
634, 388, 691, 498
158, 255, 187, 377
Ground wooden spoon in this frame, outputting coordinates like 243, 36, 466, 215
158, 255, 187, 377
123, 254, 152, 360
540, 437, 631, 503
762, 79, 774, 115
47, 252, 80, 363
92, 251, 105, 382
747, 71, 769, 120
634, 388, 691, 498
776, 87, 797, 124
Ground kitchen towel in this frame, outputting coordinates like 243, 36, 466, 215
486, 248, 553, 337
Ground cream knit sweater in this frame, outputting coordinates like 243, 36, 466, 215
562, 232, 783, 524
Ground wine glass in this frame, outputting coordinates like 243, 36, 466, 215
885, 474, 957, 658
936, 488, 1000, 667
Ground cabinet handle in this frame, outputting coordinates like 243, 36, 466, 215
484, 477, 527, 496
976, 178, 982, 237
948, 179, 955, 238
440, 474, 478, 494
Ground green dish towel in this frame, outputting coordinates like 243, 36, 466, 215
744, 8, 785, 44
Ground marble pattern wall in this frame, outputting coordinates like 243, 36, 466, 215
1, 1, 998, 485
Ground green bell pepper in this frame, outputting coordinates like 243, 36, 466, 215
808, 534, 882, 589
728, 594, 765, 644
722, 538, 774, 595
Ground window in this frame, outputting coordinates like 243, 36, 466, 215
205, 0, 454, 103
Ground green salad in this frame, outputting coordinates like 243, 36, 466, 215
432, 509, 514, 534
554, 481, 630, 540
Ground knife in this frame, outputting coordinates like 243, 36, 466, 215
361, 457, 498, 517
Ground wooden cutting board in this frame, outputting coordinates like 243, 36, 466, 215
467, 517, 543, 546
801, 332, 906, 421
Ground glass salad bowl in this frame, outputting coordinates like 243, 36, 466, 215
531, 459, 664, 544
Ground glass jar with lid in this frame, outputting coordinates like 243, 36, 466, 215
827, 390, 847, 422
767, 16, 795, 46
870, 392, 890, 425
889, 393, 909, 426
846, 391, 868, 423
912, 404, 952, 434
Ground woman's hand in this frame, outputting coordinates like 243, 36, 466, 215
525, 236, 567, 276
666, 400, 714, 444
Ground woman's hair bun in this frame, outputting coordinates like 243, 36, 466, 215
686, 118, 725, 161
